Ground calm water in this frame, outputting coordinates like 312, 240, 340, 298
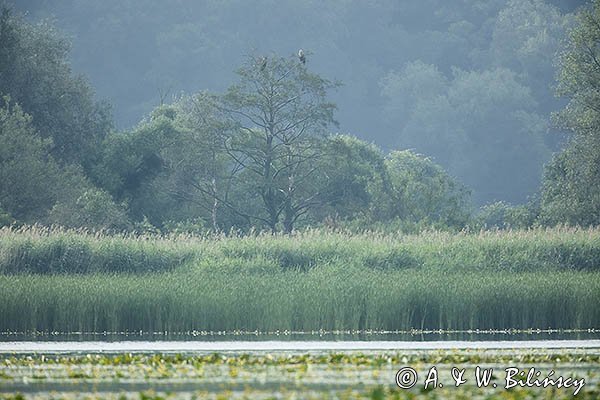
1, 329, 599, 353
1, 328, 599, 342
2, 339, 600, 353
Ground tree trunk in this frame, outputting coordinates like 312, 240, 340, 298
283, 174, 295, 233
264, 134, 278, 232
211, 177, 218, 232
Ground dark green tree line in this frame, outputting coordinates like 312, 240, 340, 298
0, 5, 476, 234
13, 0, 578, 205
0, 7, 127, 230
540, 0, 600, 226
0, 7, 111, 169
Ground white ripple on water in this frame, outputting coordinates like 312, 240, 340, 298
2, 339, 600, 353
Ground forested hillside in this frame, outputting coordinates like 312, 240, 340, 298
1, 0, 599, 233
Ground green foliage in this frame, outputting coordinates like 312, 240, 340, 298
49, 188, 131, 232
540, 135, 600, 226
218, 55, 339, 232
540, 1, 600, 227
10, 0, 576, 205
167, 94, 237, 232
0, 3, 586, 232
1, 227, 600, 332
382, 64, 550, 204
373, 150, 471, 228
0, 98, 61, 222
0, 9, 131, 232
92, 106, 184, 228
133, 216, 162, 236
0, 98, 130, 229
489, 0, 572, 107
554, 1, 600, 135
308, 134, 388, 223
380, 61, 447, 125
92, 92, 473, 234
1, 352, 598, 400
95, 110, 176, 201
476, 201, 538, 230
0, 6, 111, 167
0, 206, 12, 227
162, 218, 207, 236
294, 138, 472, 232
0, 226, 192, 274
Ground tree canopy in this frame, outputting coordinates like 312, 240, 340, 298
13, 0, 577, 205
0, 7, 111, 169
2, 1, 599, 233
540, 0, 600, 226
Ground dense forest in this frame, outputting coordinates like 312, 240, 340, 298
1, 0, 599, 234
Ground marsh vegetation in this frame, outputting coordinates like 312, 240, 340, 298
1, 226, 599, 334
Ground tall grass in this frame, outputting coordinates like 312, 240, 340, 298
0, 226, 599, 332
0, 226, 194, 274
2, 225, 600, 273
1, 268, 598, 332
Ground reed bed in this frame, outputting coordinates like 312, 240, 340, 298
0, 268, 599, 333
0, 226, 599, 332
1, 225, 600, 273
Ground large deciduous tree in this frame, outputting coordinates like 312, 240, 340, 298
0, 97, 128, 230
168, 94, 234, 232
540, 1, 600, 226
219, 55, 339, 232
373, 150, 471, 228
0, 7, 111, 169
306, 134, 389, 224
0, 98, 59, 222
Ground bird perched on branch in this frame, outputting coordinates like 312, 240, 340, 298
298, 49, 306, 65
258, 56, 267, 71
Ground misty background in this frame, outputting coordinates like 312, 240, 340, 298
3, 0, 598, 234
14, 0, 582, 205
